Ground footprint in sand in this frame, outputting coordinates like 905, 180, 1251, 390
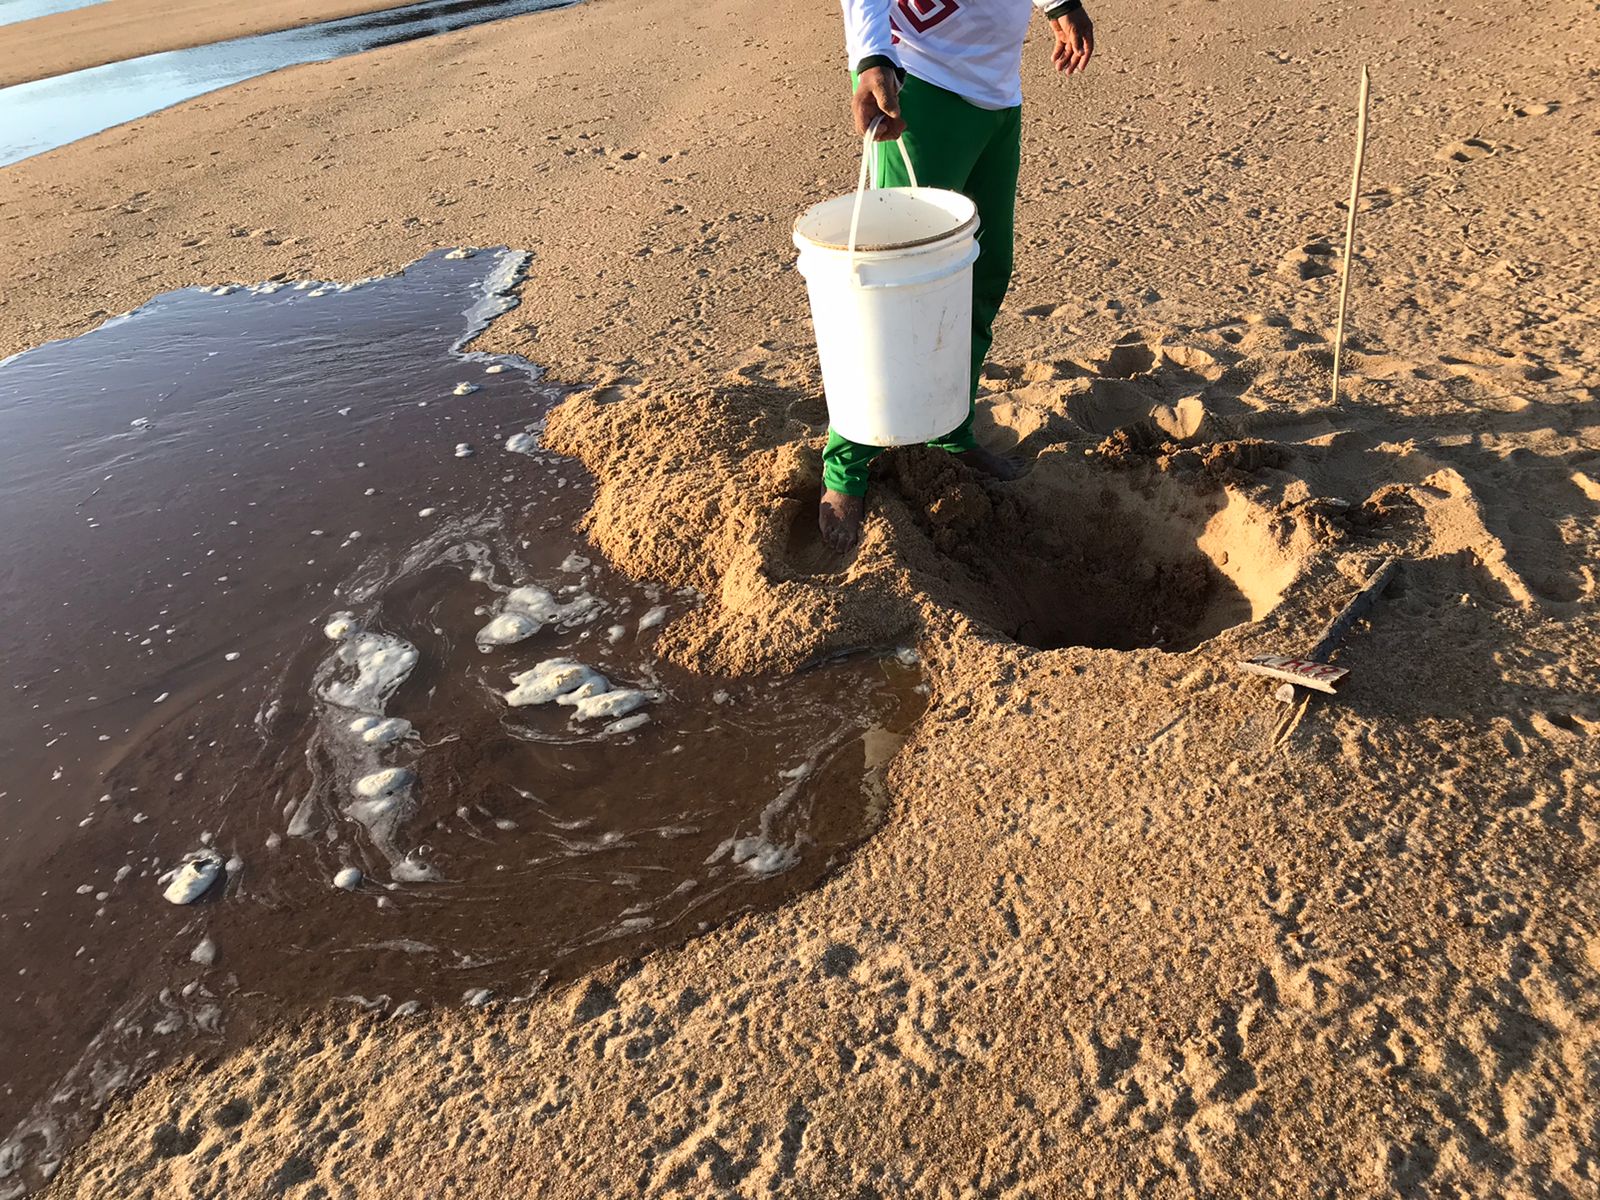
1018, 301, 1089, 324
971, 393, 1074, 454
1277, 240, 1337, 282
1067, 377, 1160, 435
1146, 396, 1211, 442
1157, 344, 1225, 382
1438, 137, 1500, 163
1096, 335, 1158, 380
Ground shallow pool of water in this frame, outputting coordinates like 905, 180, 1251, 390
0, 0, 103, 28
0, 250, 923, 1195
0, 0, 573, 165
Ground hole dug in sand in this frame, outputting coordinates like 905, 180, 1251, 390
892, 453, 1300, 652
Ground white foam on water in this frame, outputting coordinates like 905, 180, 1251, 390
505, 585, 563, 621
504, 431, 537, 455
462, 988, 493, 1007
554, 677, 610, 706
391, 857, 440, 883
476, 584, 602, 649
484, 363, 506, 374
338, 760, 426, 879
159, 853, 222, 905
606, 624, 626, 644
455, 443, 474, 458
418, 507, 437, 517
353, 767, 413, 799
333, 867, 362, 891
602, 713, 652, 736
502, 659, 603, 707
319, 632, 419, 713
452, 382, 480, 396
323, 611, 361, 640
571, 688, 651, 722
189, 938, 217, 966
357, 717, 412, 745
444, 248, 475, 260
550, 592, 603, 628
476, 611, 541, 647
638, 605, 668, 632
729, 837, 800, 876
560, 553, 591, 572
459, 250, 530, 342
706, 723, 863, 880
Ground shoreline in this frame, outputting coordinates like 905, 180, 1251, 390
5, 0, 1598, 1194
0, 0, 427, 87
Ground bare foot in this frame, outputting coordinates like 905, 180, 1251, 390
818, 489, 865, 551
956, 445, 1026, 481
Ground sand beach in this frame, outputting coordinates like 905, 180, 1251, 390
1, 0, 1597, 1194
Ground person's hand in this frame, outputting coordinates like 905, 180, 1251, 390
1050, 8, 1094, 75
853, 66, 906, 139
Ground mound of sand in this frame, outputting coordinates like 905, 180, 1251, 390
543, 375, 1312, 671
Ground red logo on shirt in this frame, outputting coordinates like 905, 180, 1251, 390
893, 0, 960, 34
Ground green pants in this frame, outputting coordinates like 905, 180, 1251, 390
821, 73, 1022, 498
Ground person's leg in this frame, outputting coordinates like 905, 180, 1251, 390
822, 76, 989, 491
821, 430, 882, 498
870, 74, 990, 192
926, 101, 1022, 459
820, 74, 991, 548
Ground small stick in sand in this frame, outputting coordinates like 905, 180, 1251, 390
1329, 65, 1372, 406
1238, 556, 1401, 704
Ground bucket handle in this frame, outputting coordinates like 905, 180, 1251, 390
846, 115, 919, 262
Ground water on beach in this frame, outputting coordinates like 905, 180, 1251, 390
0, 250, 924, 1195
0, 0, 103, 27
0, 0, 575, 165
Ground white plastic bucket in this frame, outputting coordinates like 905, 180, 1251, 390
793, 124, 979, 447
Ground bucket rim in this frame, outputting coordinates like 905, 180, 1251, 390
792, 186, 979, 254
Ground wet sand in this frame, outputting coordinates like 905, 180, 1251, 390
3, 0, 1598, 1194
0, 251, 920, 1189
0, 0, 415, 86
0, 0, 575, 166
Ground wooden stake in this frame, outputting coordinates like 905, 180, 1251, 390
1330, 66, 1371, 405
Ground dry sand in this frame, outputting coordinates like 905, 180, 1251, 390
5, 0, 1598, 1194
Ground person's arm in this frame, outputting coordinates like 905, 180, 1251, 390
840, 1, 906, 138
1037, 0, 1095, 75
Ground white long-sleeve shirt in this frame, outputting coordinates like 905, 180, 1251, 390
841, 0, 1062, 111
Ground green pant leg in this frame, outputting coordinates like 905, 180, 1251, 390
821, 428, 883, 497
925, 101, 1022, 454
820, 74, 992, 495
